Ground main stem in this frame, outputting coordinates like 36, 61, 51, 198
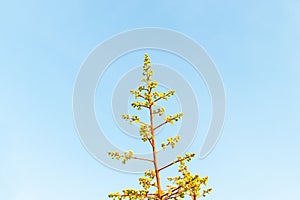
192, 194, 197, 200
150, 106, 162, 199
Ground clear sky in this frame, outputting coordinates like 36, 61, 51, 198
1, 0, 299, 199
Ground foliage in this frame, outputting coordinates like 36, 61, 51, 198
108, 54, 212, 199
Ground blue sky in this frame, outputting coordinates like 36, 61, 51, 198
1, 0, 299, 199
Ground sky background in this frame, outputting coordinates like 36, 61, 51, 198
1, 0, 300, 199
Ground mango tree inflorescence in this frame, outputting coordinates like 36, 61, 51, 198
108, 54, 212, 200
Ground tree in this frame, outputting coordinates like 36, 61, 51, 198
108, 54, 212, 200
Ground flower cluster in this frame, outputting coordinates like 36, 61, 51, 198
129, 54, 176, 111
165, 153, 212, 199
161, 135, 180, 149
139, 124, 151, 142
121, 114, 140, 124
108, 150, 134, 164
164, 112, 184, 124
152, 107, 165, 116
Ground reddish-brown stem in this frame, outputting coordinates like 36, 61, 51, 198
161, 176, 198, 199
149, 105, 162, 199
192, 193, 197, 200
154, 115, 179, 131
154, 97, 163, 103
131, 156, 154, 163
139, 105, 149, 109
154, 121, 168, 131
158, 158, 182, 172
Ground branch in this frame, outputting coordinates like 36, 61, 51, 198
161, 176, 198, 199
168, 182, 199, 199
154, 114, 182, 131
131, 156, 153, 163
154, 96, 163, 103
147, 137, 153, 147
158, 154, 195, 172
158, 158, 182, 172
139, 104, 149, 109
138, 121, 149, 126
154, 121, 168, 131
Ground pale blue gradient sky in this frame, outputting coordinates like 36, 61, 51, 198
1, 0, 299, 199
